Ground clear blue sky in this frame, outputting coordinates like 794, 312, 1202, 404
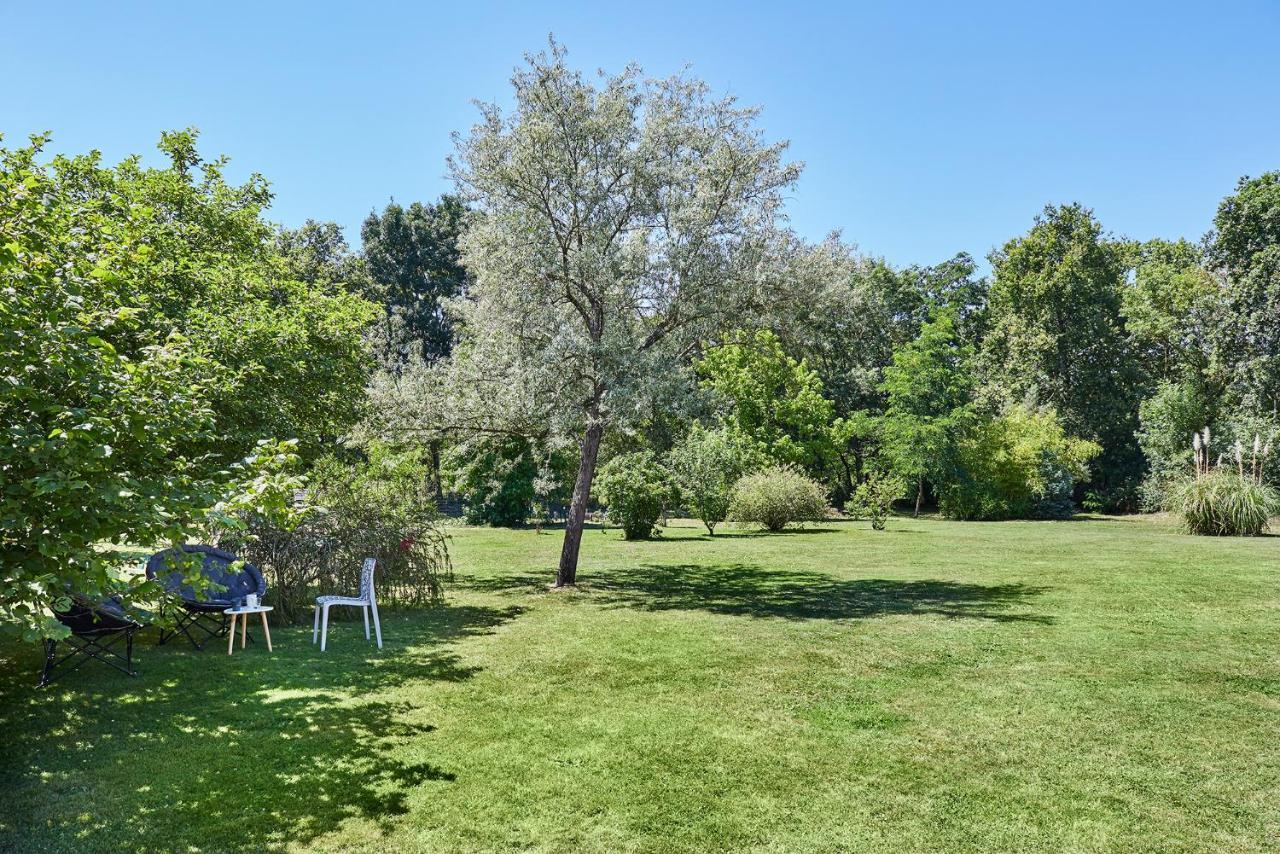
5, 1, 1278, 270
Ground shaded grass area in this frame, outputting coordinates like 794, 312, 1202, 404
1, 515, 1278, 851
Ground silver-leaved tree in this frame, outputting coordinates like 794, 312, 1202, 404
442, 42, 800, 585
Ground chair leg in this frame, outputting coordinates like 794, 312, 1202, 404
39, 639, 57, 688
320, 604, 330, 652
363, 605, 370, 640
126, 628, 136, 677
371, 600, 382, 650
312, 605, 320, 644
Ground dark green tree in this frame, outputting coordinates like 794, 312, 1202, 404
981, 203, 1142, 508
361, 196, 470, 366
1207, 172, 1280, 412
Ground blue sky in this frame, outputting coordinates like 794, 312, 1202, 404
5, 1, 1278, 270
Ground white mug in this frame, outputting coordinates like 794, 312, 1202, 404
245, 593, 259, 608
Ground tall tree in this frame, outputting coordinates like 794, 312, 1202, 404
697, 329, 835, 475
361, 196, 470, 366
981, 203, 1142, 507
449, 43, 799, 585
1207, 172, 1280, 412
1122, 238, 1213, 385
879, 309, 974, 514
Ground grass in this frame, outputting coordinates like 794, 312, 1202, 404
1, 515, 1278, 852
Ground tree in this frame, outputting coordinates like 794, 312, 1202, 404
940, 404, 1101, 521
44, 129, 376, 464
697, 329, 835, 475
361, 196, 470, 366
1, 137, 213, 638
448, 43, 799, 585
1207, 172, 1280, 412
667, 424, 757, 535
1122, 238, 1213, 384
275, 219, 369, 290
879, 310, 974, 515
442, 434, 539, 526
1, 132, 377, 639
981, 203, 1142, 508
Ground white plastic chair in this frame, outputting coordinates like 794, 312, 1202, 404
313, 557, 382, 652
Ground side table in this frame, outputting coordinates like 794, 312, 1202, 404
224, 605, 274, 655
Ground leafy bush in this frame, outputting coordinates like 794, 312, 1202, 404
1136, 380, 1214, 510
667, 425, 758, 535
939, 405, 1100, 521
224, 447, 451, 622
597, 451, 673, 540
1167, 470, 1276, 536
443, 434, 537, 526
852, 472, 906, 531
729, 466, 829, 532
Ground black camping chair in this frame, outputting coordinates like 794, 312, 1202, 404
146, 545, 266, 650
40, 595, 147, 688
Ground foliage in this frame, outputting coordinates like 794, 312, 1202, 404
1122, 239, 1213, 382
1136, 380, 1215, 509
1168, 470, 1276, 537
728, 466, 829, 532
981, 203, 1141, 509
1207, 172, 1280, 412
33, 129, 376, 463
444, 40, 800, 584
443, 434, 540, 527
939, 405, 1101, 521
878, 310, 974, 514
361, 196, 470, 367
697, 329, 835, 474
227, 447, 451, 621
666, 425, 759, 535
851, 471, 906, 531
1, 136, 222, 639
597, 451, 674, 540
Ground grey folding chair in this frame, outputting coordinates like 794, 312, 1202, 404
313, 558, 382, 652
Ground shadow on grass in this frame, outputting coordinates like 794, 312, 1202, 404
469, 563, 1052, 624
0, 603, 523, 851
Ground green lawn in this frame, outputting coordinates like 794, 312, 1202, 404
2, 516, 1278, 852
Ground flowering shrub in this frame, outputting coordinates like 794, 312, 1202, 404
221, 446, 451, 621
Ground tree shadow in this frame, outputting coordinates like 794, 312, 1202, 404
470, 564, 1051, 624
0, 603, 523, 851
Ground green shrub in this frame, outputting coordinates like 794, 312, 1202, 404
597, 451, 673, 540
667, 424, 758, 535
444, 435, 537, 527
1168, 470, 1277, 536
939, 405, 1100, 521
852, 472, 906, 531
225, 447, 451, 622
729, 466, 829, 532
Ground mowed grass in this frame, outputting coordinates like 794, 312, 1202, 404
1, 516, 1278, 852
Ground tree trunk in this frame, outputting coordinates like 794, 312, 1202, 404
556, 418, 605, 587
429, 440, 444, 503
914, 477, 924, 517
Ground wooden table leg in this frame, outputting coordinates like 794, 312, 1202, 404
260, 611, 273, 652
241, 613, 248, 649
227, 614, 236, 655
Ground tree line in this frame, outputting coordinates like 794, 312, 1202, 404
4, 42, 1278, 616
